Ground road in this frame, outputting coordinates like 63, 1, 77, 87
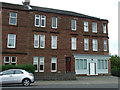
1, 76, 119, 88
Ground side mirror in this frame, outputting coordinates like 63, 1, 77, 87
0, 72, 3, 76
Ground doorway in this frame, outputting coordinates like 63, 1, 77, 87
66, 57, 71, 72
89, 63, 96, 75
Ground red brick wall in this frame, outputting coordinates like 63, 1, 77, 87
2, 7, 109, 73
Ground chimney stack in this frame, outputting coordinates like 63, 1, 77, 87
23, 0, 30, 6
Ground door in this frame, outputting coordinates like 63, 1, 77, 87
2, 70, 14, 84
66, 57, 71, 72
12, 70, 24, 83
89, 63, 96, 75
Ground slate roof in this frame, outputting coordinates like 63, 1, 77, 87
1, 2, 108, 22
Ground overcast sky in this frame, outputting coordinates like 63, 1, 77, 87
0, 0, 119, 55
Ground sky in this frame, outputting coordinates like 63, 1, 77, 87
0, 0, 119, 55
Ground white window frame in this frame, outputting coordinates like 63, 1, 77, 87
104, 39, 107, 51
33, 57, 39, 72
84, 21, 88, 32
92, 22, 97, 33
52, 17, 57, 28
9, 12, 17, 25
41, 15, 46, 27
4, 56, 10, 65
84, 38, 89, 51
40, 35, 45, 48
71, 20, 76, 30
72, 37, 77, 50
34, 34, 39, 48
51, 57, 57, 72
103, 23, 107, 33
51, 35, 57, 49
39, 57, 44, 72
93, 39, 98, 51
35, 14, 40, 27
75, 59, 87, 70
11, 56, 17, 65
97, 59, 108, 69
7, 34, 16, 48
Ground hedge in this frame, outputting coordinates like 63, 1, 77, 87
2, 64, 36, 74
111, 68, 120, 77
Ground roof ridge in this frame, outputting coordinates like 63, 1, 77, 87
1, 2, 108, 22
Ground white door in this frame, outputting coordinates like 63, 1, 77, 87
90, 63, 95, 75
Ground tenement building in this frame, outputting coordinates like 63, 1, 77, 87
1, 1, 111, 80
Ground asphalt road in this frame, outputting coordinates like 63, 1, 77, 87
1, 76, 119, 88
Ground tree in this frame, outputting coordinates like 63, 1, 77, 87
111, 55, 120, 77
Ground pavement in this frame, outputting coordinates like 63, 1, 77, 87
2, 76, 119, 88
34, 76, 118, 85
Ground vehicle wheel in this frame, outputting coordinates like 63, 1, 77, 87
22, 79, 31, 86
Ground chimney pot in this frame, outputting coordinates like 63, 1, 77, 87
23, 0, 30, 5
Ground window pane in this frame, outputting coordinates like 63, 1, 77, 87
105, 60, 108, 69
9, 39, 14, 46
40, 65, 44, 70
40, 57, 44, 71
15, 70, 23, 74
40, 35, 45, 48
51, 57, 57, 71
104, 40, 107, 51
52, 17, 57, 28
41, 15, 45, 27
4, 57, 10, 62
10, 12, 17, 17
52, 63, 56, 70
72, 37, 76, 50
9, 12, 17, 25
84, 38, 89, 50
36, 19, 39, 25
4, 56, 10, 65
33, 57, 38, 71
72, 20, 76, 30
11, 57, 17, 65
97, 60, 100, 69
84, 59, 87, 69
8, 34, 16, 48
84, 21, 88, 32
76, 59, 79, 70
103, 24, 106, 33
92, 23, 97, 33
35, 15, 40, 26
52, 36, 57, 49
3, 70, 14, 75
102, 60, 104, 69
11, 57, 16, 62
79, 59, 83, 69
10, 18, 16, 25
34, 34, 39, 48
93, 39, 97, 51
41, 19, 45, 26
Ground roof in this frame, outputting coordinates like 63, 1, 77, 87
1, 2, 108, 22
73, 54, 111, 59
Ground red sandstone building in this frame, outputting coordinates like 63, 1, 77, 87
1, 1, 111, 80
